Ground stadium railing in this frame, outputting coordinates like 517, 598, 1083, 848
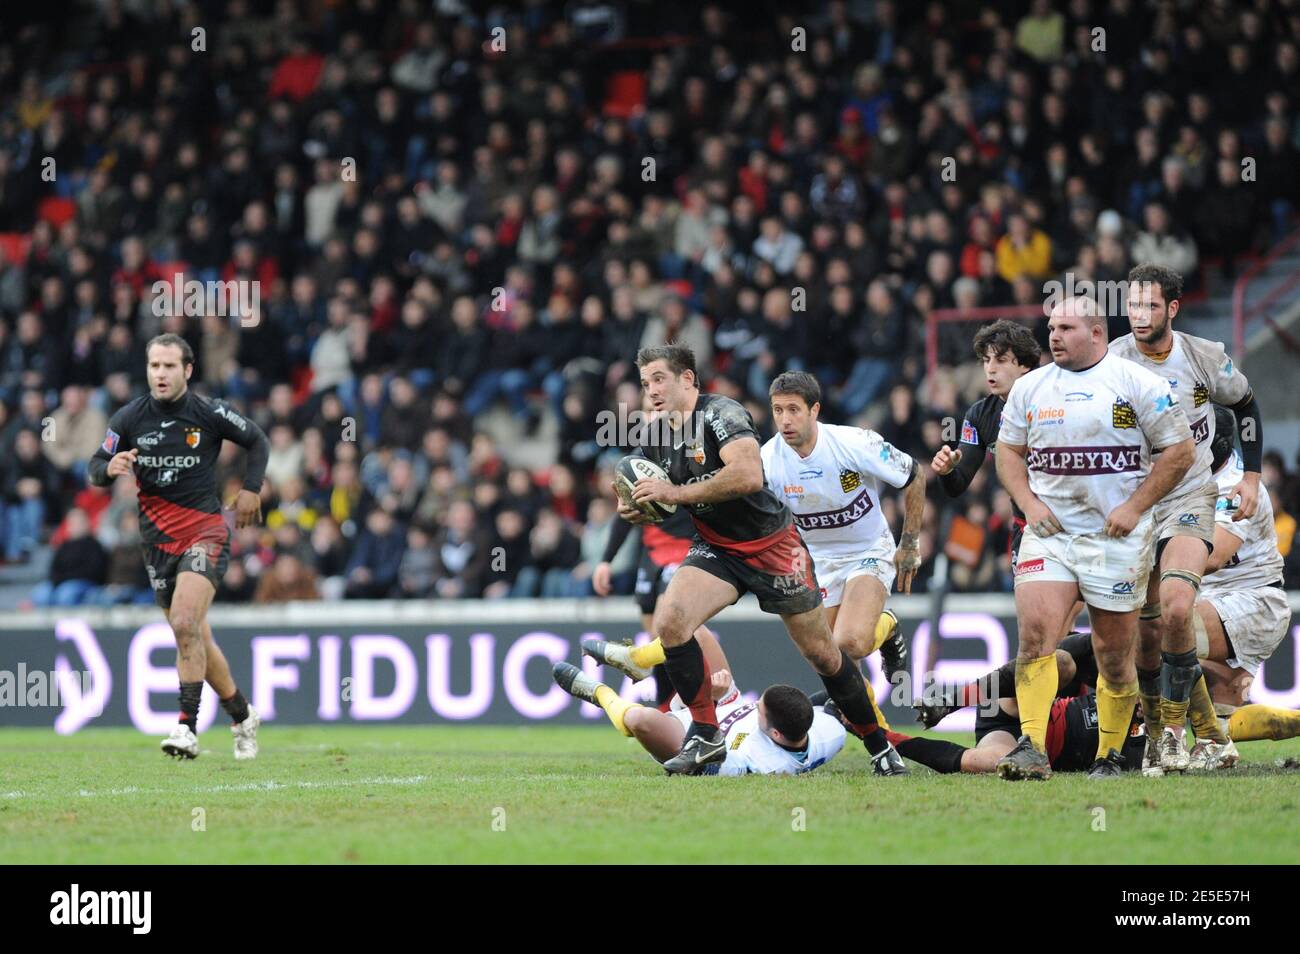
1232, 227, 1300, 359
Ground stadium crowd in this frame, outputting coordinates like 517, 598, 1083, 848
1, 0, 1299, 606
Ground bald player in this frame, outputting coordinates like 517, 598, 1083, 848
994, 296, 1193, 780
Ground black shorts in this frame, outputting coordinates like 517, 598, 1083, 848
634, 552, 679, 616
681, 524, 821, 616
974, 703, 1022, 745
141, 529, 231, 609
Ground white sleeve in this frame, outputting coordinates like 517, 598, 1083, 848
1132, 366, 1193, 451
760, 438, 780, 496
854, 428, 915, 489
1191, 337, 1251, 406
999, 379, 1028, 446
716, 750, 755, 777
807, 711, 847, 769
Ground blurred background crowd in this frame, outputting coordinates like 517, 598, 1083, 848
2, 0, 1299, 608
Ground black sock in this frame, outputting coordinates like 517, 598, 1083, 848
663, 639, 717, 733
894, 736, 967, 774
179, 681, 203, 733
220, 688, 249, 725
818, 651, 887, 755
651, 663, 675, 710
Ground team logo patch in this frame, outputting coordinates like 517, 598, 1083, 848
960, 419, 979, 444
1015, 558, 1044, 577
1064, 391, 1093, 403
1112, 398, 1138, 429
101, 429, 119, 454
839, 469, 862, 493
1193, 383, 1209, 407
1155, 392, 1178, 411
1112, 580, 1135, 595
1178, 512, 1200, 526
687, 440, 705, 465
185, 428, 201, 448
730, 732, 748, 751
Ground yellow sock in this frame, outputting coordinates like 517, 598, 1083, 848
1187, 675, 1227, 742
1228, 704, 1300, 742
870, 610, 897, 655
1161, 696, 1191, 733
594, 684, 639, 737
629, 638, 666, 669
862, 673, 890, 732
1015, 654, 1059, 752
1095, 676, 1138, 759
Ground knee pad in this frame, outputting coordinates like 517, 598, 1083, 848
1161, 568, 1202, 595
1140, 602, 1162, 621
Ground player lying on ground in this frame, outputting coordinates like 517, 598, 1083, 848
88, 333, 268, 760
1111, 264, 1264, 774
592, 394, 724, 709
619, 345, 904, 775
762, 370, 923, 725
995, 295, 1194, 780
554, 662, 844, 776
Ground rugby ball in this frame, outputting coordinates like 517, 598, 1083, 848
614, 455, 678, 522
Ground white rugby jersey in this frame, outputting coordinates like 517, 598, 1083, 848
1109, 332, 1251, 497
761, 422, 915, 560
1203, 450, 1285, 593
999, 353, 1192, 534
711, 700, 846, 776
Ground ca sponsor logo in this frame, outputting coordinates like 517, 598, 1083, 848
1111, 580, 1136, 595
1178, 513, 1200, 526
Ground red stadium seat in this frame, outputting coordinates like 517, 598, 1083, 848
37, 196, 76, 230
603, 71, 646, 118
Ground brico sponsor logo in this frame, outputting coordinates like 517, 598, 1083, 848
1034, 406, 1066, 424
1026, 445, 1141, 475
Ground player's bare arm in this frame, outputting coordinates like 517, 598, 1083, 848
996, 440, 1062, 536
1103, 437, 1194, 537
633, 436, 764, 507
895, 460, 925, 593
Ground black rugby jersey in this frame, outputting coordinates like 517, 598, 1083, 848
640, 393, 790, 549
88, 388, 269, 549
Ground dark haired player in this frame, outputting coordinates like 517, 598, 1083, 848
621, 345, 905, 775
89, 333, 269, 760
554, 662, 845, 776
1110, 264, 1261, 773
586, 395, 728, 711
931, 319, 1040, 552
761, 370, 923, 728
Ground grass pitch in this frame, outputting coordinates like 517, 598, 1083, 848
1, 726, 1297, 864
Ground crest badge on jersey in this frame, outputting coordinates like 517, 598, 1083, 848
686, 439, 706, 465
839, 469, 862, 493
1193, 382, 1209, 407
101, 429, 119, 454
1112, 397, 1138, 429
960, 419, 979, 444
185, 428, 201, 448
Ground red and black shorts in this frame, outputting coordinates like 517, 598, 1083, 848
141, 529, 231, 609
681, 522, 822, 617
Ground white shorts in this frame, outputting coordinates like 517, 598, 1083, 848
1013, 517, 1155, 611
1200, 585, 1291, 676
811, 536, 896, 608
1153, 483, 1217, 547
